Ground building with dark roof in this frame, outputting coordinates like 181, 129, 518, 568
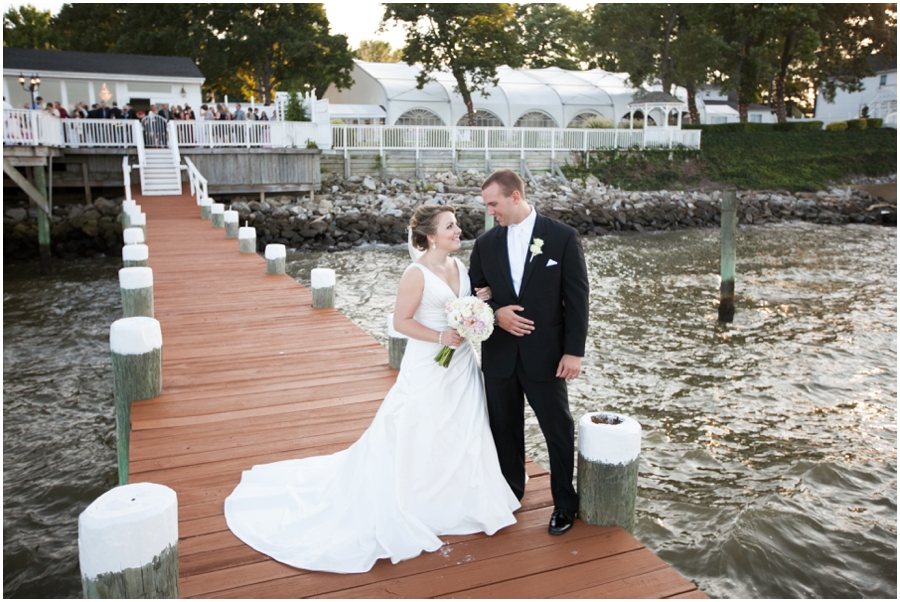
3, 47, 205, 113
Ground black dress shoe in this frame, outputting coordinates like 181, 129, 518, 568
548, 509, 575, 535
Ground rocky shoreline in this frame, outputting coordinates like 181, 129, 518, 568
4, 171, 896, 261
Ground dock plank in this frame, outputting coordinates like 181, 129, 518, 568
127, 186, 702, 598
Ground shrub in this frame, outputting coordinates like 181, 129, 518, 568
581, 116, 614, 129
846, 118, 868, 130
868, 118, 884, 128
773, 120, 823, 132
617, 119, 644, 129
284, 90, 309, 122
826, 121, 849, 131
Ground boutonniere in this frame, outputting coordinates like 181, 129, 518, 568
529, 238, 544, 263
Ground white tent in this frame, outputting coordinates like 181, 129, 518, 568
324, 60, 643, 128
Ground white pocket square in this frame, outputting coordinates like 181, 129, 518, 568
546, 259, 558, 267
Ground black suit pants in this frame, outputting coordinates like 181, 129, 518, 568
484, 355, 578, 513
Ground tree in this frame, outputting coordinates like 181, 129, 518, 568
284, 90, 309, 121
357, 39, 402, 62
384, 3, 521, 126
3, 5, 63, 50
515, 3, 592, 70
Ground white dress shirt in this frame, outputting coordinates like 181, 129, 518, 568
507, 206, 537, 296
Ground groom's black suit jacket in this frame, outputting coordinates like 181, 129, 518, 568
469, 212, 589, 382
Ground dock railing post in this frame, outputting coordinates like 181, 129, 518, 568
265, 243, 286, 275
719, 189, 737, 323
119, 267, 154, 318
387, 313, 408, 369
122, 244, 148, 268
109, 317, 162, 485
224, 209, 239, 238
577, 412, 641, 533
210, 203, 225, 228
311, 268, 335, 308
238, 225, 256, 253
79, 482, 178, 598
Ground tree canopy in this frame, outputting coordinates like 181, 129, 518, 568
357, 40, 403, 63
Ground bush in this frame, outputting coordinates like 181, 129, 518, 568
773, 120, 823, 132
617, 119, 644, 129
846, 118, 868, 130
581, 116, 614, 129
284, 90, 309, 122
868, 118, 884, 128
826, 121, 849, 131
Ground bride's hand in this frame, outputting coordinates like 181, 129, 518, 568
441, 329, 464, 348
474, 287, 492, 301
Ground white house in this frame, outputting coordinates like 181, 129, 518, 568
3, 47, 205, 114
815, 57, 897, 126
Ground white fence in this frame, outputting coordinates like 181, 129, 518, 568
173, 121, 320, 149
331, 126, 701, 152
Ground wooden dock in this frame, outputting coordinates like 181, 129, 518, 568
129, 187, 706, 598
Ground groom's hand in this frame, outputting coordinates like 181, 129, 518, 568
497, 305, 535, 337
556, 354, 582, 381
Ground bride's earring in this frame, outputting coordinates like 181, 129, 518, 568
431, 238, 436, 250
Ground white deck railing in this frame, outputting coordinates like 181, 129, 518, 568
331, 125, 702, 152
183, 156, 208, 203
173, 121, 319, 149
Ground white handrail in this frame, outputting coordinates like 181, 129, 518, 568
183, 156, 208, 203
122, 156, 133, 201
174, 120, 320, 149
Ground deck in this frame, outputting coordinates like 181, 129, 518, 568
128, 186, 706, 598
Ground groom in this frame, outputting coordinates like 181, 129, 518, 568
469, 169, 589, 535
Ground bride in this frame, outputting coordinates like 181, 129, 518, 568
224, 204, 520, 573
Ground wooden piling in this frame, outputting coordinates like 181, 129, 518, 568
719, 190, 737, 323
110, 317, 162, 485
387, 313, 408, 369
79, 482, 178, 598
122, 227, 145, 246
224, 210, 239, 238
34, 164, 51, 268
210, 203, 225, 228
238, 226, 256, 254
119, 267, 154, 318
577, 412, 641, 533
265, 244, 286, 275
128, 211, 146, 240
199, 197, 213, 220
485, 207, 495, 231
122, 244, 149, 268
121, 201, 138, 229
311, 267, 336, 308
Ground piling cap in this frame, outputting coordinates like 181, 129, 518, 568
311, 267, 336, 288
211, 203, 225, 214
110, 317, 162, 355
224, 210, 239, 223
129, 212, 146, 226
386, 313, 408, 339
578, 412, 641, 465
122, 244, 149, 262
238, 226, 256, 239
123, 227, 145, 245
78, 483, 178, 580
199, 197, 213, 207
265, 244, 286, 260
119, 266, 153, 290
121, 200, 137, 212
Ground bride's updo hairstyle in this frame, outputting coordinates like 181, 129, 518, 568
408, 204, 456, 251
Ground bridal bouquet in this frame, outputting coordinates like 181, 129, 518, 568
435, 296, 495, 368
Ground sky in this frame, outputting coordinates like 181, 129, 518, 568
4, 1, 593, 51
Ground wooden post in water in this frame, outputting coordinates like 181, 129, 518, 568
79, 482, 178, 598
122, 227, 145, 246
210, 203, 225, 228
311, 268, 336, 308
199, 197, 213, 220
719, 190, 737, 323
122, 244, 148, 268
119, 267, 154, 318
224, 210, 239, 238
128, 211, 146, 240
238, 226, 256, 253
265, 244, 286, 275
34, 164, 51, 268
577, 412, 641, 533
110, 317, 162, 485
387, 313, 408, 369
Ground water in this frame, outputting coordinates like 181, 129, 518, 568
3, 223, 896, 598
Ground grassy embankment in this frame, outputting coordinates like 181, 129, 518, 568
563, 128, 897, 192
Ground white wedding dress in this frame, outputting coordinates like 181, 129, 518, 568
224, 259, 520, 573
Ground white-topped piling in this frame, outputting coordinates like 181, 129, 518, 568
210, 203, 225, 228
122, 244, 148, 268
119, 267, 154, 318
127, 211, 146, 239
311, 267, 336, 308
79, 482, 178, 598
122, 227, 145, 245
110, 317, 163, 485
577, 412, 642, 533
121, 200, 138, 228
238, 226, 256, 253
199, 197, 213, 220
387, 313, 408, 369
224, 210, 239, 238
265, 244, 286, 275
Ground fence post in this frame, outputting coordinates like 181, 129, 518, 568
719, 189, 737, 322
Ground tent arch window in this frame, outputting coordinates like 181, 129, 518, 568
568, 111, 603, 128
395, 108, 445, 126
456, 109, 504, 127
515, 110, 558, 128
